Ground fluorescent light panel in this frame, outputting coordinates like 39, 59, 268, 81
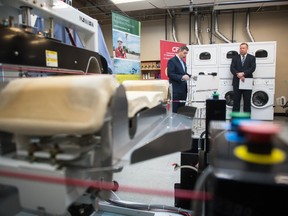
111, 0, 144, 4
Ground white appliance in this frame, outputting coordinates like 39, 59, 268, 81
249, 41, 276, 65
219, 43, 240, 67
186, 42, 277, 119
253, 64, 276, 79
218, 78, 234, 119
192, 44, 218, 67
191, 66, 218, 78
218, 66, 233, 79
251, 78, 275, 120
186, 44, 193, 69
189, 67, 219, 104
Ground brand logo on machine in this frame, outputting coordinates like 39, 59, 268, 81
79, 16, 94, 27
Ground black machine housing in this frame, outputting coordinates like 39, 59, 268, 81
0, 26, 107, 75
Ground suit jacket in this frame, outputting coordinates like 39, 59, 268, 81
230, 53, 256, 87
167, 55, 190, 93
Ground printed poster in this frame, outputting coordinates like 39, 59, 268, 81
112, 12, 141, 82
160, 40, 186, 80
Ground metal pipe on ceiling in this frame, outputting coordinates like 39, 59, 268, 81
167, 9, 178, 42
189, 11, 192, 45
214, 11, 231, 43
246, 10, 255, 42
213, 0, 288, 7
165, 13, 168, 40
232, 9, 235, 42
194, 11, 201, 45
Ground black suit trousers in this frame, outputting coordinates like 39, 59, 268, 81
172, 92, 187, 113
232, 85, 252, 113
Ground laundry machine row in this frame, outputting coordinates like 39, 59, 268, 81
186, 42, 276, 120
190, 42, 276, 75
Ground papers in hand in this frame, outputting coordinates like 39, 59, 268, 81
239, 78, 253, 90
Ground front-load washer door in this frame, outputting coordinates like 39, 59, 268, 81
225, 90, 234, 108
251, 90, 271, 108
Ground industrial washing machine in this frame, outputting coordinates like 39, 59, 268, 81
249, 41, 276, 65
218, 78, 235, 119
191, 44, 218, 67
218, 43, 240, 67
251, 78, 275, 120
253, 64, 276, 79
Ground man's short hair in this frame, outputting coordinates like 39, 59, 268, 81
240, 42, 249, 48
178, 46, 189, 52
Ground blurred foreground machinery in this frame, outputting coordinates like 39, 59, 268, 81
0, 1, 195, 215
0, 75, 195, 215
192, 110, 288, 216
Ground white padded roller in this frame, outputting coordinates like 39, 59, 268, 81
122, 80, 169, 100
126, 91, 164, 118
0, 75, 118, 135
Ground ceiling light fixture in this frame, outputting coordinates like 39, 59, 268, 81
111, 0, 144, 4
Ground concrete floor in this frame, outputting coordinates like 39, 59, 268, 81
113, 152, 181, 207
112, 115, 288, 209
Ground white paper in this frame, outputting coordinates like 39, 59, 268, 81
239, 78, 253, 90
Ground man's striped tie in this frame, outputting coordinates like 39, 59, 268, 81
241, 55, 245, 66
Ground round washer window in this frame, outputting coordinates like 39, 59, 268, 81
225, 91, 234, 107
226, 50, 238, 59
255, 49, 268, 58
199, 52, 211, 60
252, 91, 269, 107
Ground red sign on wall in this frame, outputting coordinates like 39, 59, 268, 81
160, 40, 186, 80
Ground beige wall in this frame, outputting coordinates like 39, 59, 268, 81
100, 10, 288, 114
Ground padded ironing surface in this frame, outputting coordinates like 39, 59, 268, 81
126, 91, 164, 118
122, 80, 169, 100
0, 75, 118, 135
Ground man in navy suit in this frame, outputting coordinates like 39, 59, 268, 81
230, 42, 256, 114
167, 46, 190, 113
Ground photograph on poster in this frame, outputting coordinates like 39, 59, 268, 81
113, 29, 140, 60
114, 58, 141, 74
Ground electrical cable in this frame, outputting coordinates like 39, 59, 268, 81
172, 163, 198, 173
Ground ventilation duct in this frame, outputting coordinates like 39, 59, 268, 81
214, 12, 231, 43
167, 9, 178, 42
213, 0, 288, 10
194, 11, 201, 45
246, 11, 255, 42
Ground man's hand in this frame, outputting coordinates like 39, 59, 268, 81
236, 72, 245, 81
237, 72, 245, 79
181, 75, 190, 81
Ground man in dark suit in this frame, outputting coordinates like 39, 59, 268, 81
167, 46, 190, 113
230, 42, 256, 114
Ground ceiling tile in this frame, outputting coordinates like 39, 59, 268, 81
115, 0, 156, 11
